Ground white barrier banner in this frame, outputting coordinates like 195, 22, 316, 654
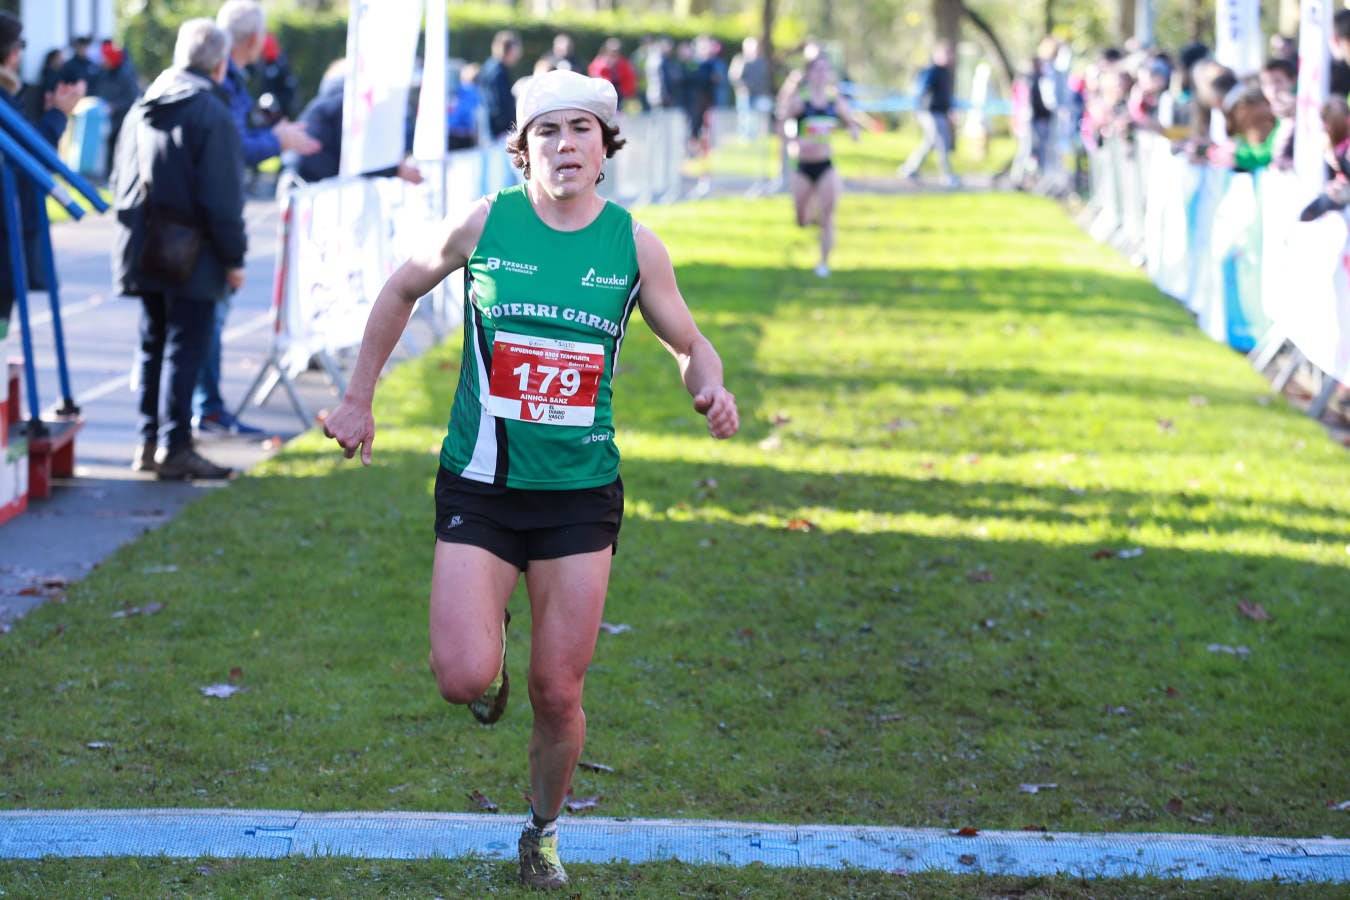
1215, 0, 1262, 77
412, 0, 447, 161
342, 0, 423, 177
1295, 0, 1332, 201
1269, 213, 1350, 383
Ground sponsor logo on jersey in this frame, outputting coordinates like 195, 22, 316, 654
581, 266, 628, 288
486, 256, 539, 275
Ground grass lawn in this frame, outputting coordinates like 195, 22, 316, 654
2, 190, 1347, 897
695, 122, 1017, 183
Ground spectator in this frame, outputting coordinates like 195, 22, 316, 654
1207, 82, 1277, 172
38, 47, 65, 97
644, 37, 683, 110
1299, 97, 1350, 221
682, 36, 722, 158
56, 35, 100, 87
111, 18, 246, 480
0, 12, 83, 330
447, 62, 481, 151
1331, 11, 1350, 98
729, 35, 773, 139
478, 29, 522, 143
545, 33, 580, 73
94, 40, 141, 179
253, 32, 298, 120
292, 58, 422, 184
1259, 57, 1296, 170
897, 39, 958, 187
587, 38, 638, 103
198, 0, 318, 438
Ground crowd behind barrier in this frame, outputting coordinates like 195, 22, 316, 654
1085, 130, 1349, 412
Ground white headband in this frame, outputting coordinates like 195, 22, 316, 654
515, 69, 619, 132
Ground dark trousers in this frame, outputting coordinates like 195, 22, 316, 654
138, 292, 216, 453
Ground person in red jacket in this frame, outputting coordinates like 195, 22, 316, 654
587, 38, 637, 102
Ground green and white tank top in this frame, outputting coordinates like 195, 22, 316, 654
440, 185, 641, 490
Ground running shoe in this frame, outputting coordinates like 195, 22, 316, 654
197, 411, 265, 436
518, 822, 568, 889
813, 263, 830, 278
468, 610, 510, 725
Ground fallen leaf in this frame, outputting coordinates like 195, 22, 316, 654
468, 790, 498, 812
1236, 600, 1271, 621
966, 568, 993, 583
1018, 783, 1058, 794
1157, 418, 1175, 432
598, 622, 631, 635
1327, 800, 1350, 811
958, 853, 978, 866
1164, 685, 1181, 697
578, 761, 615, 774
565, 794, 603, 812
1165, 797, 1184, 815
1091, 549, 1115, 559
770, 412, 791, 425
228, 667, 244, 683
954, 826, 979, 837
1021, 824, 1049, 832
200, 684, 247, 699
786, 518, 814, 532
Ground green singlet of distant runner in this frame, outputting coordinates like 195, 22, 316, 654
439, 184, 641, 490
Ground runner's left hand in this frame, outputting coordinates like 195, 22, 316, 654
694, 387, 739, 439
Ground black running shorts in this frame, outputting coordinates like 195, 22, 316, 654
433, 467, 623, 570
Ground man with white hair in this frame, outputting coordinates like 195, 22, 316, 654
111, 19, 246, 480
191, 0, 319, 438
321, 69, 740, 889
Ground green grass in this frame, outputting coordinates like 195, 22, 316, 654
3, 191, 1348, 896
696, 124, 1017, 182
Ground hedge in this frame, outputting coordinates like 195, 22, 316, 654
116, 2, 794, 116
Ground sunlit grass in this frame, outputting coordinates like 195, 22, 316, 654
3, 189, 1348, 895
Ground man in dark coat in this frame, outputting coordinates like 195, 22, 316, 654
0, 12, 83, 331
478, 29, 521, 143
111, 18, 246, 480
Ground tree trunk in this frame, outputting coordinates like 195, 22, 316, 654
1119, 0, 1135, 45
761, 0, 777, 89
934, 0, 961, 49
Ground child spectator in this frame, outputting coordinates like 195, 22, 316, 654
1209, 82, 1277, 172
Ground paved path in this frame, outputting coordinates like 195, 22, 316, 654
0, 197, 352, 625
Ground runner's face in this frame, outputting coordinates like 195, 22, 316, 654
527, 110, 604, 198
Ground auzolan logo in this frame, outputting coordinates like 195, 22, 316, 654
581, 267, 627, 288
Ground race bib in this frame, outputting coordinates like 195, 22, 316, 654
486, 331, 604, 426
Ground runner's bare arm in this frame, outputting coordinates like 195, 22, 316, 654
324, 199, 491, 464
634, 223, 739, 439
